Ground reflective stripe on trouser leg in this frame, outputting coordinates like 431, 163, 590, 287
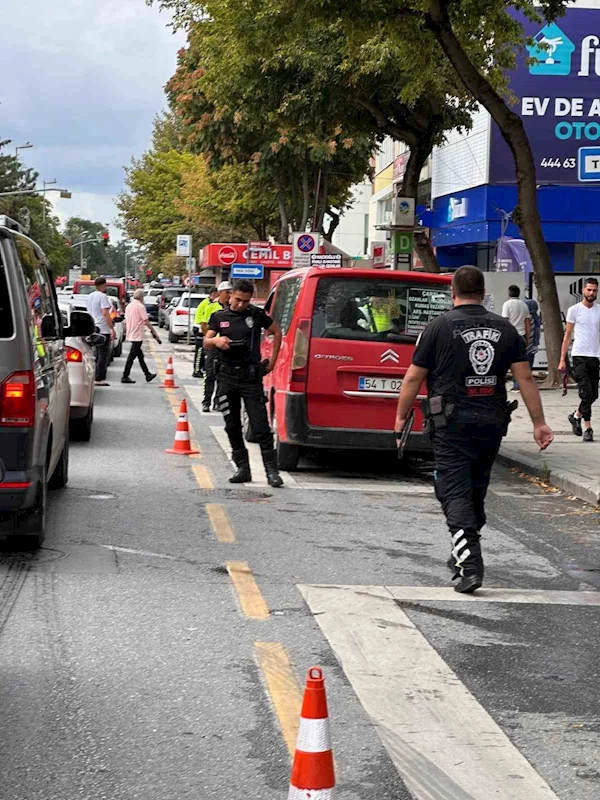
451, 529, 470, 577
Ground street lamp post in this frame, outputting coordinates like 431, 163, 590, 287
15, 142, 33, 159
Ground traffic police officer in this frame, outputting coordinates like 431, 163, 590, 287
204, 278, 284, 488
202, 281, 232, 412
193, 288, 218, 378
395, 266, 554, 593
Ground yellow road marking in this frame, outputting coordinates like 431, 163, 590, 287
192, 464, 214, 490
226, 561, 270, 620
206, 504, 235, 543
255, 642, 302, 756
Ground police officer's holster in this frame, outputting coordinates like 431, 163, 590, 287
217, 362, 277, 472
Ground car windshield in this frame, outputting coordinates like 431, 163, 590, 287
181, 296, 204, 309
0, 246, 13, 339
76, 284, 95, 295
312, 277, 452, 342
163, 289, 184, 301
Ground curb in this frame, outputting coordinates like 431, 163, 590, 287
498, 445, 600, 507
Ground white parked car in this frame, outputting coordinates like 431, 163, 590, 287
168, 293, 206, 342
59, 300, 98, 441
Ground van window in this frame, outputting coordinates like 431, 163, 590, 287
312, 277, 451, 342
270, 277, 302, 334
0, 244, 14, 339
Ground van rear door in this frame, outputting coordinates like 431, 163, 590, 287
306, 274, 451, 432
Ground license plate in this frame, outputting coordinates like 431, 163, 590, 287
358, 376, 403, 392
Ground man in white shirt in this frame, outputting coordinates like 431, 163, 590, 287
559, 277, 600, 442
502, 285, 531, 390
87, 276, 116, 386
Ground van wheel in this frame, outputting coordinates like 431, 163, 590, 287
273, 413, 299, 470
48, 439, 69, 490
70, 406, 93, 442
114, 342, 122, 358
243, 407, 259, 443
168, 330, 179, 343
158, 317, 165, 329
11, 472, 47, 550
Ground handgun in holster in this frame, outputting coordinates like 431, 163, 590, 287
502, 399, 519, 436
421, 395, 454, 436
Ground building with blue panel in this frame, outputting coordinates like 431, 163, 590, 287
427, 4, 600, 275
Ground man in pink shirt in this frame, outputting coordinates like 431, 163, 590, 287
121, 289, 161, 384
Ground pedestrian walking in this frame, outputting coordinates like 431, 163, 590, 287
559, 276, 600, 442
87, 276, 117, 386
502, 285, 531, 390
525, 297, 541, 371
203, 278, 284, 488
192, 288, 218, 378
202, 281, 232, 412
395, 266, 553, 594
121, 289, 160, 384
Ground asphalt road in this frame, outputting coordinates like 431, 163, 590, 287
1, 339, 600, 800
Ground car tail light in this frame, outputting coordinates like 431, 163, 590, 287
290, 318, 311, 391
175, 308, 188, 316
66, 346, 83, 363
1, 371, 35, 426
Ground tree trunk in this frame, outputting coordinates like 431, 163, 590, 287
274, 174, 289, 244
324, 208, 340, 242
427, 0, 563, 385
316, 166, 329, 233
401, 139, 440, 273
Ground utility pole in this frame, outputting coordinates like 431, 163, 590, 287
42, 179, 57, 223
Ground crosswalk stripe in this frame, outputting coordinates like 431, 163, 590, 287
299, 584, 559, 800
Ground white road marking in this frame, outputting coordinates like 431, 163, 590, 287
299, 584, 560, 800
209, 426, 432, 494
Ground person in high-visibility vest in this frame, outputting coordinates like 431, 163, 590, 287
369, 297, 393, 333
193, 288, 218, 378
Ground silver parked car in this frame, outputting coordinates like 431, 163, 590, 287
58, 300, 98, 441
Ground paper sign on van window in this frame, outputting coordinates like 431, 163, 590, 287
406, 289, 452, 335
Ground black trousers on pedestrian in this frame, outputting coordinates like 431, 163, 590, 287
218, 377, 276, 468
95, 334, 111, 381
193, 329, 205, 376
433, 416, 504, 576
572, 356, 600, 421
123, 341, 150, 379
203, 350, 218, 406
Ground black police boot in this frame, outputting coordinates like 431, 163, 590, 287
448, 530, 484, 594
229, 450, 251, 484
262, 451, 284, 488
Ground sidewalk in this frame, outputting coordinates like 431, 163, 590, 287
499, 385, 600, 506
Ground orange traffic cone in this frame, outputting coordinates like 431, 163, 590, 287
160, 356, 179, 389
165, 399, 199, 455
288, 667, 335, 799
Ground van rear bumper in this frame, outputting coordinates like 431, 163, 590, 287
0, 468, 41, 512
284, 392, 431, 453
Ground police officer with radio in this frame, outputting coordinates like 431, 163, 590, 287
395, 266, 554, 594
204, 278, 284, 488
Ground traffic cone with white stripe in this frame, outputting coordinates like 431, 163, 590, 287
165, 399, 199, 455
160, 356, 179, 389
288, 667, 335, 799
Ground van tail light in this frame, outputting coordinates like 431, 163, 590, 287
66, 346, 83, 363
175, 308, 188, 316
1, 371, 36, 427
290, 317, 311, 391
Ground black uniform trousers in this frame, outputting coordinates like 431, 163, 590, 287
193, 328, 205, 376
218, 374, 275, 468
94, 333, 111, 381
433, 415, 504, 576
572, 356, 600, 422
123, 341, 151, 379
203, 350, 218, 406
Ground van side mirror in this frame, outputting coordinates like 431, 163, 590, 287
67, 310, 95, 338
41, 314, 58, 339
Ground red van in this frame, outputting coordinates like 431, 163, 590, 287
73, 279, 126, 312
259, 267, 452, 470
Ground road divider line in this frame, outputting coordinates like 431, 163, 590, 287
254, 642, 302, 757
226, 561, 270, 620
206, 503, 236, 543
192, 464, 214, 490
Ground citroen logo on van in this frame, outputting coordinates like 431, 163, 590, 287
381, 348, 400, 364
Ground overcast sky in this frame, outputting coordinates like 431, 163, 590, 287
0, 0, 184, 239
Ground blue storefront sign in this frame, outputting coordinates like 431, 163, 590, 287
490, 8, 600, 185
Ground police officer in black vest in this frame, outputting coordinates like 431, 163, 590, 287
395, 266, 554, 593
204, 278, 284, 488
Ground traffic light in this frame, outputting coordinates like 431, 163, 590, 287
101, 232, 109, 248
146, 268, 152, 278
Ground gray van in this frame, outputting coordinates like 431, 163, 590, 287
0, 216, 93, 548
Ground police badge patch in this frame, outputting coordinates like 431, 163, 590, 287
246, 317, 254, 328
